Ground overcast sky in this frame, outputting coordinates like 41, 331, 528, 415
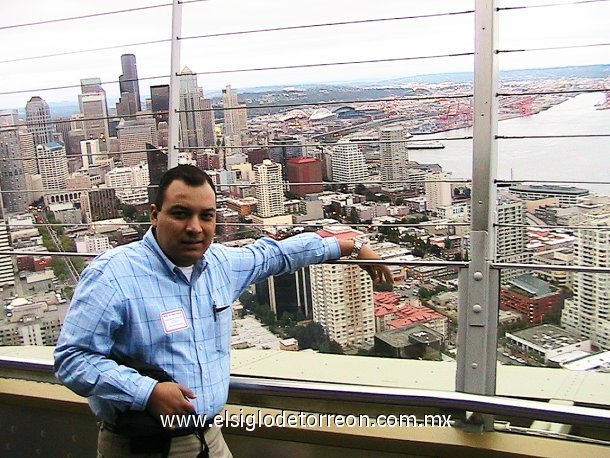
1, 0, 609, 109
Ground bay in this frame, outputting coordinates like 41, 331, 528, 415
410, 93, 610, 194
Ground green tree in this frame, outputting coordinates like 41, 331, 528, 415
354, 184, 366, 195
120, 204, 138, 220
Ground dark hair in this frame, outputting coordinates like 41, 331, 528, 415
154, 165, 216, 209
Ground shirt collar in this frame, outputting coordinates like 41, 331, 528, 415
143, 228, 208, 279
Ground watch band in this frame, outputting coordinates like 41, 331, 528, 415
349, 239, 364, 259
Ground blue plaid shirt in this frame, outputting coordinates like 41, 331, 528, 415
54, 229, 340, 423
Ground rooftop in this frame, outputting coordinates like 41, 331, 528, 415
509, 324, 586, 350
509, 184, 590, 195
505, 274, 557, 298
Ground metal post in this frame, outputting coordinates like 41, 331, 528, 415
455, 0, 500, 431
168, 0, 183, 169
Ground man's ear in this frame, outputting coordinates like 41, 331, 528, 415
150, 204, 158, 227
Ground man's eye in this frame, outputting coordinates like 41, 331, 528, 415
172, 211, 187, 218
201, 213, 215, 220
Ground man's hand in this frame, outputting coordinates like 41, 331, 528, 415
337, 239, 394, 286
146, 382, 197, 426
356, 244, 394, 286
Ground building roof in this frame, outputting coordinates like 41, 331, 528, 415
509, 184, 589, 196
316, 225, 363, 240
508, 324, 586, 350
287, 157, 320, 165
387, 306, 445, 330
506, 274, 557, 298
375, 324, 443, 348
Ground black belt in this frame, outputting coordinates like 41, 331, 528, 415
102, 420, 212, 438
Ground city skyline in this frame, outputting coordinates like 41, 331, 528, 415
1, 0, 609, 108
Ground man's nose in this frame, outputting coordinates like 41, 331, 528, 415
185, 216, 203, 233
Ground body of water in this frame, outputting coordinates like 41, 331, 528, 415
410, 93, 610, 194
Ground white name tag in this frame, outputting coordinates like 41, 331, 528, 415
160, 308, 189, 334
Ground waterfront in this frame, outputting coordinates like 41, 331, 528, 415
411, 93, 610, 194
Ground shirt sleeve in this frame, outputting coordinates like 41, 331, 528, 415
226, 232, 341, 300
53, 265, 157, 413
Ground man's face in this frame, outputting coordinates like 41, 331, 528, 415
150, 179, 216, 267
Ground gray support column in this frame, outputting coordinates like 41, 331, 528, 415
168, 0, 183, 169
455, 0, 500, 431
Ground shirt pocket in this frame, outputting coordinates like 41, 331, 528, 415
214, 304, 232, 353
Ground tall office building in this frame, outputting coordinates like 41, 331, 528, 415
178, 67, 216, 149
254, 159, 285, 218
562, 212, 610, 349
150, 84, 170, 126
310, 227, 375, 347
330, 141, 367, 186
36, 142, 69, 190
0, 215, 15, 288
222, 85, 247, 137
424, 171, 453, 213
18, 129, 38, 176
117, 54, 141, 115
25, 96, 55, 147
379, 125, 409, 191
116, 118, 158, 167
78, 78, 109, 151
0, 126, 29, 213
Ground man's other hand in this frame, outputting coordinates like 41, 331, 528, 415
146, 382, 197, 425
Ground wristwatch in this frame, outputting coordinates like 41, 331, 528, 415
349, 239, 364, 259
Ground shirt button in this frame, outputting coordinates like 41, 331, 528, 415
198, 345, 203, 350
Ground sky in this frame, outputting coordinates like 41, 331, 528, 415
1, 0, 609, 109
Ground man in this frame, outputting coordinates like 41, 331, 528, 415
55, 165, 392, 457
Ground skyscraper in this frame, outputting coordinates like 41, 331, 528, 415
330, 141, 367, 186
0, 217, 16, 288
25, 96, 55, 147
562, 211, 610, 349
178, 67, 216, 149
150, 84, 170, 126
222, 85, 247, 137
0, 126, 29, 213
36, 142, 69, 190
379, 125, 409, 191
254, 159, 285, 218
78, 78, 109, 151
116, 54, 141, 116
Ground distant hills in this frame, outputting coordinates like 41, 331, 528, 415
373, 64, 610, 86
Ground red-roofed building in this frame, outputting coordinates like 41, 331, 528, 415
387, 306, 448, 338
316, 226, 363, 240
373, 291, 446, 337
